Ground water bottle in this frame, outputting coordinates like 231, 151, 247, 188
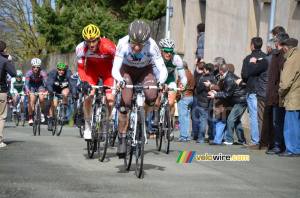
111, 107, 116, 120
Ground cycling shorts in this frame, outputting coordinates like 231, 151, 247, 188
28, 84, 45, 93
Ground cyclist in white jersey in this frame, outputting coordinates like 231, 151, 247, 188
112, 19, 168, 158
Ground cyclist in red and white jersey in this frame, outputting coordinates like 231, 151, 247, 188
76, 24, 116, 140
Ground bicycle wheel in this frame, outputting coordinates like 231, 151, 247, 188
14, 113, 19, 126
124, 132, 133, 171
135, 107, 145, 178
56, 105, 65, 136
163, 106, 171, 154
52, 111, 57, 136
87, 104, 98, 159
33, 106, 38, 136
156, 109, 163, 151
79, 125, 84, 138
21, 111, 25, 127
36, 105, 41, 136
97, 104, 109, 162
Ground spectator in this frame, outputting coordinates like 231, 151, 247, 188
206, 64, 235, 145
195, 63, 217, 143
191, 61, 205, 140
175, 61, 195, 142
213, 57, 226, 81
278, 38, 300, 157
270, 26, 286, 39
0, 41, 17, 148
208, 64, 247, 145
265, 32, 289, 155
247, 39, 277, 152
194, 23, 205, 65
241, 37, 266, 147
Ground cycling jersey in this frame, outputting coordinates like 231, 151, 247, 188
10, 77, 25, 94
164, 53, 187, 86
25, 69, 47, 93
111, 35, 168, 84
46, 69, 76, 96
76, 38, 116, 93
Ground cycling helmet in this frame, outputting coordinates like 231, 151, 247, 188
128, 19, 150, 44
159, 38, 175, 51
16, 70, 22, 77
57, 62, 67, 69
31, 58, 42, 67
82, 24, 100, 40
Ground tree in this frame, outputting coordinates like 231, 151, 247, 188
0, 0, 51, 59
36, 0, 166, 54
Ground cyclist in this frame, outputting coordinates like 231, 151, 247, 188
10, 70, 25, 114
46, 62, 77, 131
151, 38, 187, 140
25, 58, 47, 126
112, 19, 168, 158
76, 24, 116, 140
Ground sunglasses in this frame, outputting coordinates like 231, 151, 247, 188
163, 50, 173, 53
32, 66, 40, 69
57, 69, 65, 72
130, 38, 147, 46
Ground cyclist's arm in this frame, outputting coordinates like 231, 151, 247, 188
46, 71, 55, 94
24, 72, 30, 94
111, 55, 124, 82
67, 71, 77, 95
41, 70, 48, 87
76, 42, 88, 82
153, 57, 168, 84
173, 55, 187, 86
10, 78, 15, 94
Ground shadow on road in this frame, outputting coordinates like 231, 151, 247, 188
3, 140, 25, 145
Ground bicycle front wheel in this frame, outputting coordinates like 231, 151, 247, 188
124, 132, 133, 171
37, 105, 41, 136
135, 107, 145, 178
97, 104, 109, 162
163, 106, 171, 154
56, 105, 65, 136
14, 113, 19, 127
33, 106, 38, 136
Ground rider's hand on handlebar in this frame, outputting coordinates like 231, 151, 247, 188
116, 80, 126, 92
82, 81, 92, 95
158, 82, 167, 92
180, 84, 186, 91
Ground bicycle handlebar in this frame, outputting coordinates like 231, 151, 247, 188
91, 85, 116, 90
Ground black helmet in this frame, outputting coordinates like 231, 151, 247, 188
128, 19, 150, 44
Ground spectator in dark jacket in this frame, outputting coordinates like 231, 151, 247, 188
208, 64, 247, 145
241, 37, 266, 147
195, 63, 217, 143
247, 39, 277, 152
0, 41, 17, 148
213, 57, 226, 81
191, 61, 205, 140
265, 32, 289, 155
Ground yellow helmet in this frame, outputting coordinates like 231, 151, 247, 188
82, 24, 100, 40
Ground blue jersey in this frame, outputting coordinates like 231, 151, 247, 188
25, 69, 47, 92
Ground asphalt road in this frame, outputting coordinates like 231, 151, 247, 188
1, 122, 299, 198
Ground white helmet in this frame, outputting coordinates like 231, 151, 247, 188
16, 70, 22, 76
31, 58, 42, 67
159, 38, 175, 49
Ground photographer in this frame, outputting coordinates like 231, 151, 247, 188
0, 41, 17, 148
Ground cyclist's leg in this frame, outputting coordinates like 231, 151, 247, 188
28, 86, 36, 124
117, 65, 133, 157
168, 82, 177, 121
38, 85, 46, 122
102, 72, 116, 120
12, 91, 18, 112
48, 97, 58, 131
139, 65, 157, 117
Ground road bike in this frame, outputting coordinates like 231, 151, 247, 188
13, 93, 25, 127
30, 92, 48, 136
123, 84, 157, 178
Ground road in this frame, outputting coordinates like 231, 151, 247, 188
1, 122, 299, 198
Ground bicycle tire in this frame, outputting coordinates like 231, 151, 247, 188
87, 104, 98, 159
163, 106, 171, 154
37, 105, 41, 136
97, 104, 109, 162
156, 109, 163, 151
56, 105, 65, 136
124, 132, 133, 171
21, 111, 25, 127
33, 106, 37, 136
14, 114, 19, 126
87, 139, 96, 158
52, 111, 57, 136
79, 125, 84, 138
135, 107, 145, 178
